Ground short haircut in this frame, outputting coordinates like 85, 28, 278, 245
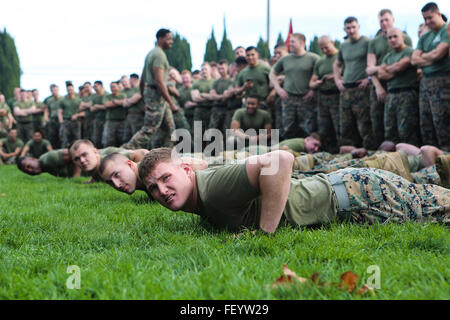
130, 73, 139, 79
421, 2, 439, 12
246, 46, 258, 53
17, 157, 29, 173
50, 84, 58, 89
308, 132, 322, 144
181, 70, 192, 75
192, 70, 200, 75
218, 59, 228, 65
378, 140, 396, 152
138, 147, 175, 183
234, 46, 244, 52
274, 43, 286, 50
292, 33, 306, 43
83, 81, 92, 86
378, 9, 393, 17
33, 129, 42, 135
246, 94, 260, 102
99, 153, 128, 175
69, 139, 95, 155
235, 56, 248, 66
156, 28, 171, 40
344, 16, 358, 25
94, 80, 103, 86
209, 62, 217, 68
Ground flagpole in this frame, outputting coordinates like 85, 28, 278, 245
267, 0, 270, 49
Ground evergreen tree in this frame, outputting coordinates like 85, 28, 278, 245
204, 28, 218, 63
276, 32, 285, 46
166, 32, 192, 72
309, 36, 323, 56
218, 23, 234, 63
256, 37, 271, 60
0, 29, 21, 100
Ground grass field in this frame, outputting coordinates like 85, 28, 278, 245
0, 164, 449, 300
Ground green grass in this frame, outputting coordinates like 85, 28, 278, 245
0, 165, 449, 300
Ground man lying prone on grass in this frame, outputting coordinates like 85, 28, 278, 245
137, 148, 449, 233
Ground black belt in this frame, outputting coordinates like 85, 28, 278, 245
17, 121, 32, 124
388, 87, 418, 94
343, 82, 359, 89
319, 89, 340, 95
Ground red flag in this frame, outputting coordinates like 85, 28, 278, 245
286, 19, 293, 52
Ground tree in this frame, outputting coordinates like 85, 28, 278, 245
204, 28, 218, 63
308, 36, 323, 56
218, 22, 234, 63
0, 29, 21, 100
166, 32, 192, 72
256, 37, 271, 60
276, 33, 285, 46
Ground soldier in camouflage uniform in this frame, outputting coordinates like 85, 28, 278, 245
102, 82, 128, 147
90, 81, 108, 148
122, 29, 177, 150
177, 71, 197, 135
412, 3, 450, 151
375, 27, 421, 146
334, 17, 375, 150
57, 82, 82, 148
309, 36, 340, 153
270, 34, 319, 139
366, 9, 414, 148
31, 89, 45, 134
119, 77, 145, 143
78, 84, 96, 142
0, 94, 13, 139
43, 84, 63, 149
191, 63, 215, 137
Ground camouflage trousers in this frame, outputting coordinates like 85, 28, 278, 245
59, 120, 81, 148
82, 117, 94, 141
281, 93, 317, 140
194, 106, 211, 135
102, 119, 126, 147
385, 89, 421, 146
331, 167, 449, 225
411, 165, 441, 186
173, 108, 191, 131
369, 84, 386, 149
419, 74, 450, 151
293, 151, 413, 182
274, 97, 282, 130
46, 118, 61, 149
1, 155, 18, 165
339, 86, 376, 150
122, 94, 175, 150
317, 91, 340, 153
92, 119, 105, 148
208, 106, 227, 135
17, 122, 34, 143
122, 112, 144, 143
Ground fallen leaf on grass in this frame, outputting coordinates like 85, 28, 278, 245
0, 193, 6, 197
270, 265, 374, 296
340, 271, 359, 293
272, 264, 307, 288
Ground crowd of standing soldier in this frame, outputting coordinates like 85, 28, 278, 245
1, 2, 449, 164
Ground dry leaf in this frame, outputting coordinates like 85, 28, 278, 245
271, 264, 307, 289
357, 284, 375, 296
340, 271, 359, 293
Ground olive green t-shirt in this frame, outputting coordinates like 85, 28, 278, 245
337, 36, 370, 83
276, 138, 306, 153
25, 139, 51, 158
123, 87, 144, 114
142, 46, 169, 88
382, 47, 418, 90
13, 101, 35, 123
212, 78, 234, 107
105, 93, 127, 121
368, 32, 413, 65
43, 95, 63, 119
192, 79, 215, 107
237, 63, 271, 100
195, 163, 337, 231
58, 95, 82, 119
416, 24, 450, 76
231, 108, 272, 133
227, 77, 244, 110
0, 102, 11, 126
178, 86, 195, 117
39, 149, 75, 177
81, 94, 95, 120
92, 93, 109, 121
313, 53, 339, 92
0, 137, 24, 153
273, 53, 320, 95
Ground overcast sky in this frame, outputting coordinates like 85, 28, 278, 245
1, 0, 449, 98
